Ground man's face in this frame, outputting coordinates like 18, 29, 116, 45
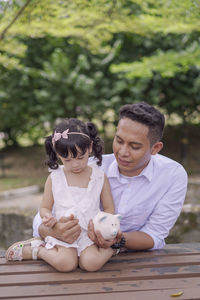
113, 118, 162, 177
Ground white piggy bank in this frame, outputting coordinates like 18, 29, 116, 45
93, 211, 121, 240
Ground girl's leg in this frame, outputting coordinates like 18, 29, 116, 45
79, 245, 114, 272
6, 238, 78, 272
38, 245, 78, 272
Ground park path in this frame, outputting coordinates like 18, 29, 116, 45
0, 186, 42, 215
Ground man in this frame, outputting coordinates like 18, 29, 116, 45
33, 102, 188, 251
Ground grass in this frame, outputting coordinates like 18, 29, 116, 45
0, 175, 46, 192
0, 145, 48, 192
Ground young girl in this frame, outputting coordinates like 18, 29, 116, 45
6, 118, 116, 272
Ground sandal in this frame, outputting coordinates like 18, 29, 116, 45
6, 237, 45, 261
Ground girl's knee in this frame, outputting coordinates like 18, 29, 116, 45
53, 248, 78, 272
79, 252, 101, 272
54, 256, 78, 272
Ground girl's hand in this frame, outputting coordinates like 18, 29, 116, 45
88, 219, 119, 249
42, 213, 57, 228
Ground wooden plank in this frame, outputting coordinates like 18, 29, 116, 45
118, 243, 200, 257
1, 254, 200, 275
160, 243, 200, 253
102, 254, 200, 270
1, 287, 200, 300
1, 242, 200, 268
1, 244, 200, 300
0, 277, 200, 299
0, 262, 55, 275
1, 243, 200, 264
1, 264, 200, 287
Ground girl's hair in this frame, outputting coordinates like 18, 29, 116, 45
45, 118, 103, 169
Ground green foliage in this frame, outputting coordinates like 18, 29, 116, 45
0, 0, 200, 146
111, 44, 200, 78
0, 37, 122, 144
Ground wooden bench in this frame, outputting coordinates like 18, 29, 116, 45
1, 243, 200, 299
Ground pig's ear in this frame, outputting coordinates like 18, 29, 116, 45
116, 214, 122, 221
99, 216, 107, 223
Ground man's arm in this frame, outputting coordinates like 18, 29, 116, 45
140, 165, 188, 250
123, 231, 154, 250
33, 212, 81, 244
123, 165, 188, 251
88, 220, 154, 250
88, 164, 188, 251
39, 215, 81, 244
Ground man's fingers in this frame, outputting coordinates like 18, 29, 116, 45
88, 219, 96, 242
63, 224, 81, 243
87, 220, 115, 248
115, 231, 123, 243
58, 217, 79, 231
95, 230, 118, 248
65, 219, 80, 231
59, 214, 75, 223
66, 224, 81, 236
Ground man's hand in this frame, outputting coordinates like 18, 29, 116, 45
88, 219, 122, 248
39, 214, 81, 244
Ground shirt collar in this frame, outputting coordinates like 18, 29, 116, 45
139, 156, 153, 182
107, 156, 154, 182
107, 159, 120, 179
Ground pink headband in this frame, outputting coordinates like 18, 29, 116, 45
52, 129, 90, 146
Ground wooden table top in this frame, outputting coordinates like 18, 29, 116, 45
1, 243, 200, 300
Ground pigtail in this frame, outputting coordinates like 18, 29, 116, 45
87, 122, 103, 166
45, 136, 59, 169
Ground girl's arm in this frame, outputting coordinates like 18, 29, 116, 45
100, 174, 115, 214
40, 175, 57, 228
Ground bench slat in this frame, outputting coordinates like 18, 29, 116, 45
1, 264, 200, 286
0, 286, 200, 300
1, 254, 200, 275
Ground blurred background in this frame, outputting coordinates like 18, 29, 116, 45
0, 0, 200, 249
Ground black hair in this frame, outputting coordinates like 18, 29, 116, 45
119, 102, 165, 145
45, 118, 103, 169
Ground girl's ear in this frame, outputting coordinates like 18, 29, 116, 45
151, 142, 163, 155
56, 153, 62, 164
89, 142, 93, 153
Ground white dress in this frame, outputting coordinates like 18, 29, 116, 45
44, 163, 104, 256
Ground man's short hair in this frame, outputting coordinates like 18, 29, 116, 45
119, 102, 165, 145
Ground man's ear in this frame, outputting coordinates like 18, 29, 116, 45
151, 142, 163, 155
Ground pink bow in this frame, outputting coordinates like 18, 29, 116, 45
52, 129, 69, 145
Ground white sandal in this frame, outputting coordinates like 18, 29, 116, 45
6, 237, 45, 261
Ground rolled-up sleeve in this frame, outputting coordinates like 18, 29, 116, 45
140, 165, 188, 250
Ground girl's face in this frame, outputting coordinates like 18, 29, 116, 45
58, 145, 92, 174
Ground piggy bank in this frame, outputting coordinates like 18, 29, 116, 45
93, 211, 121, 240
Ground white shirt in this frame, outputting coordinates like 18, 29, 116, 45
33, 153, 188, 250
100, 153, 188, 249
